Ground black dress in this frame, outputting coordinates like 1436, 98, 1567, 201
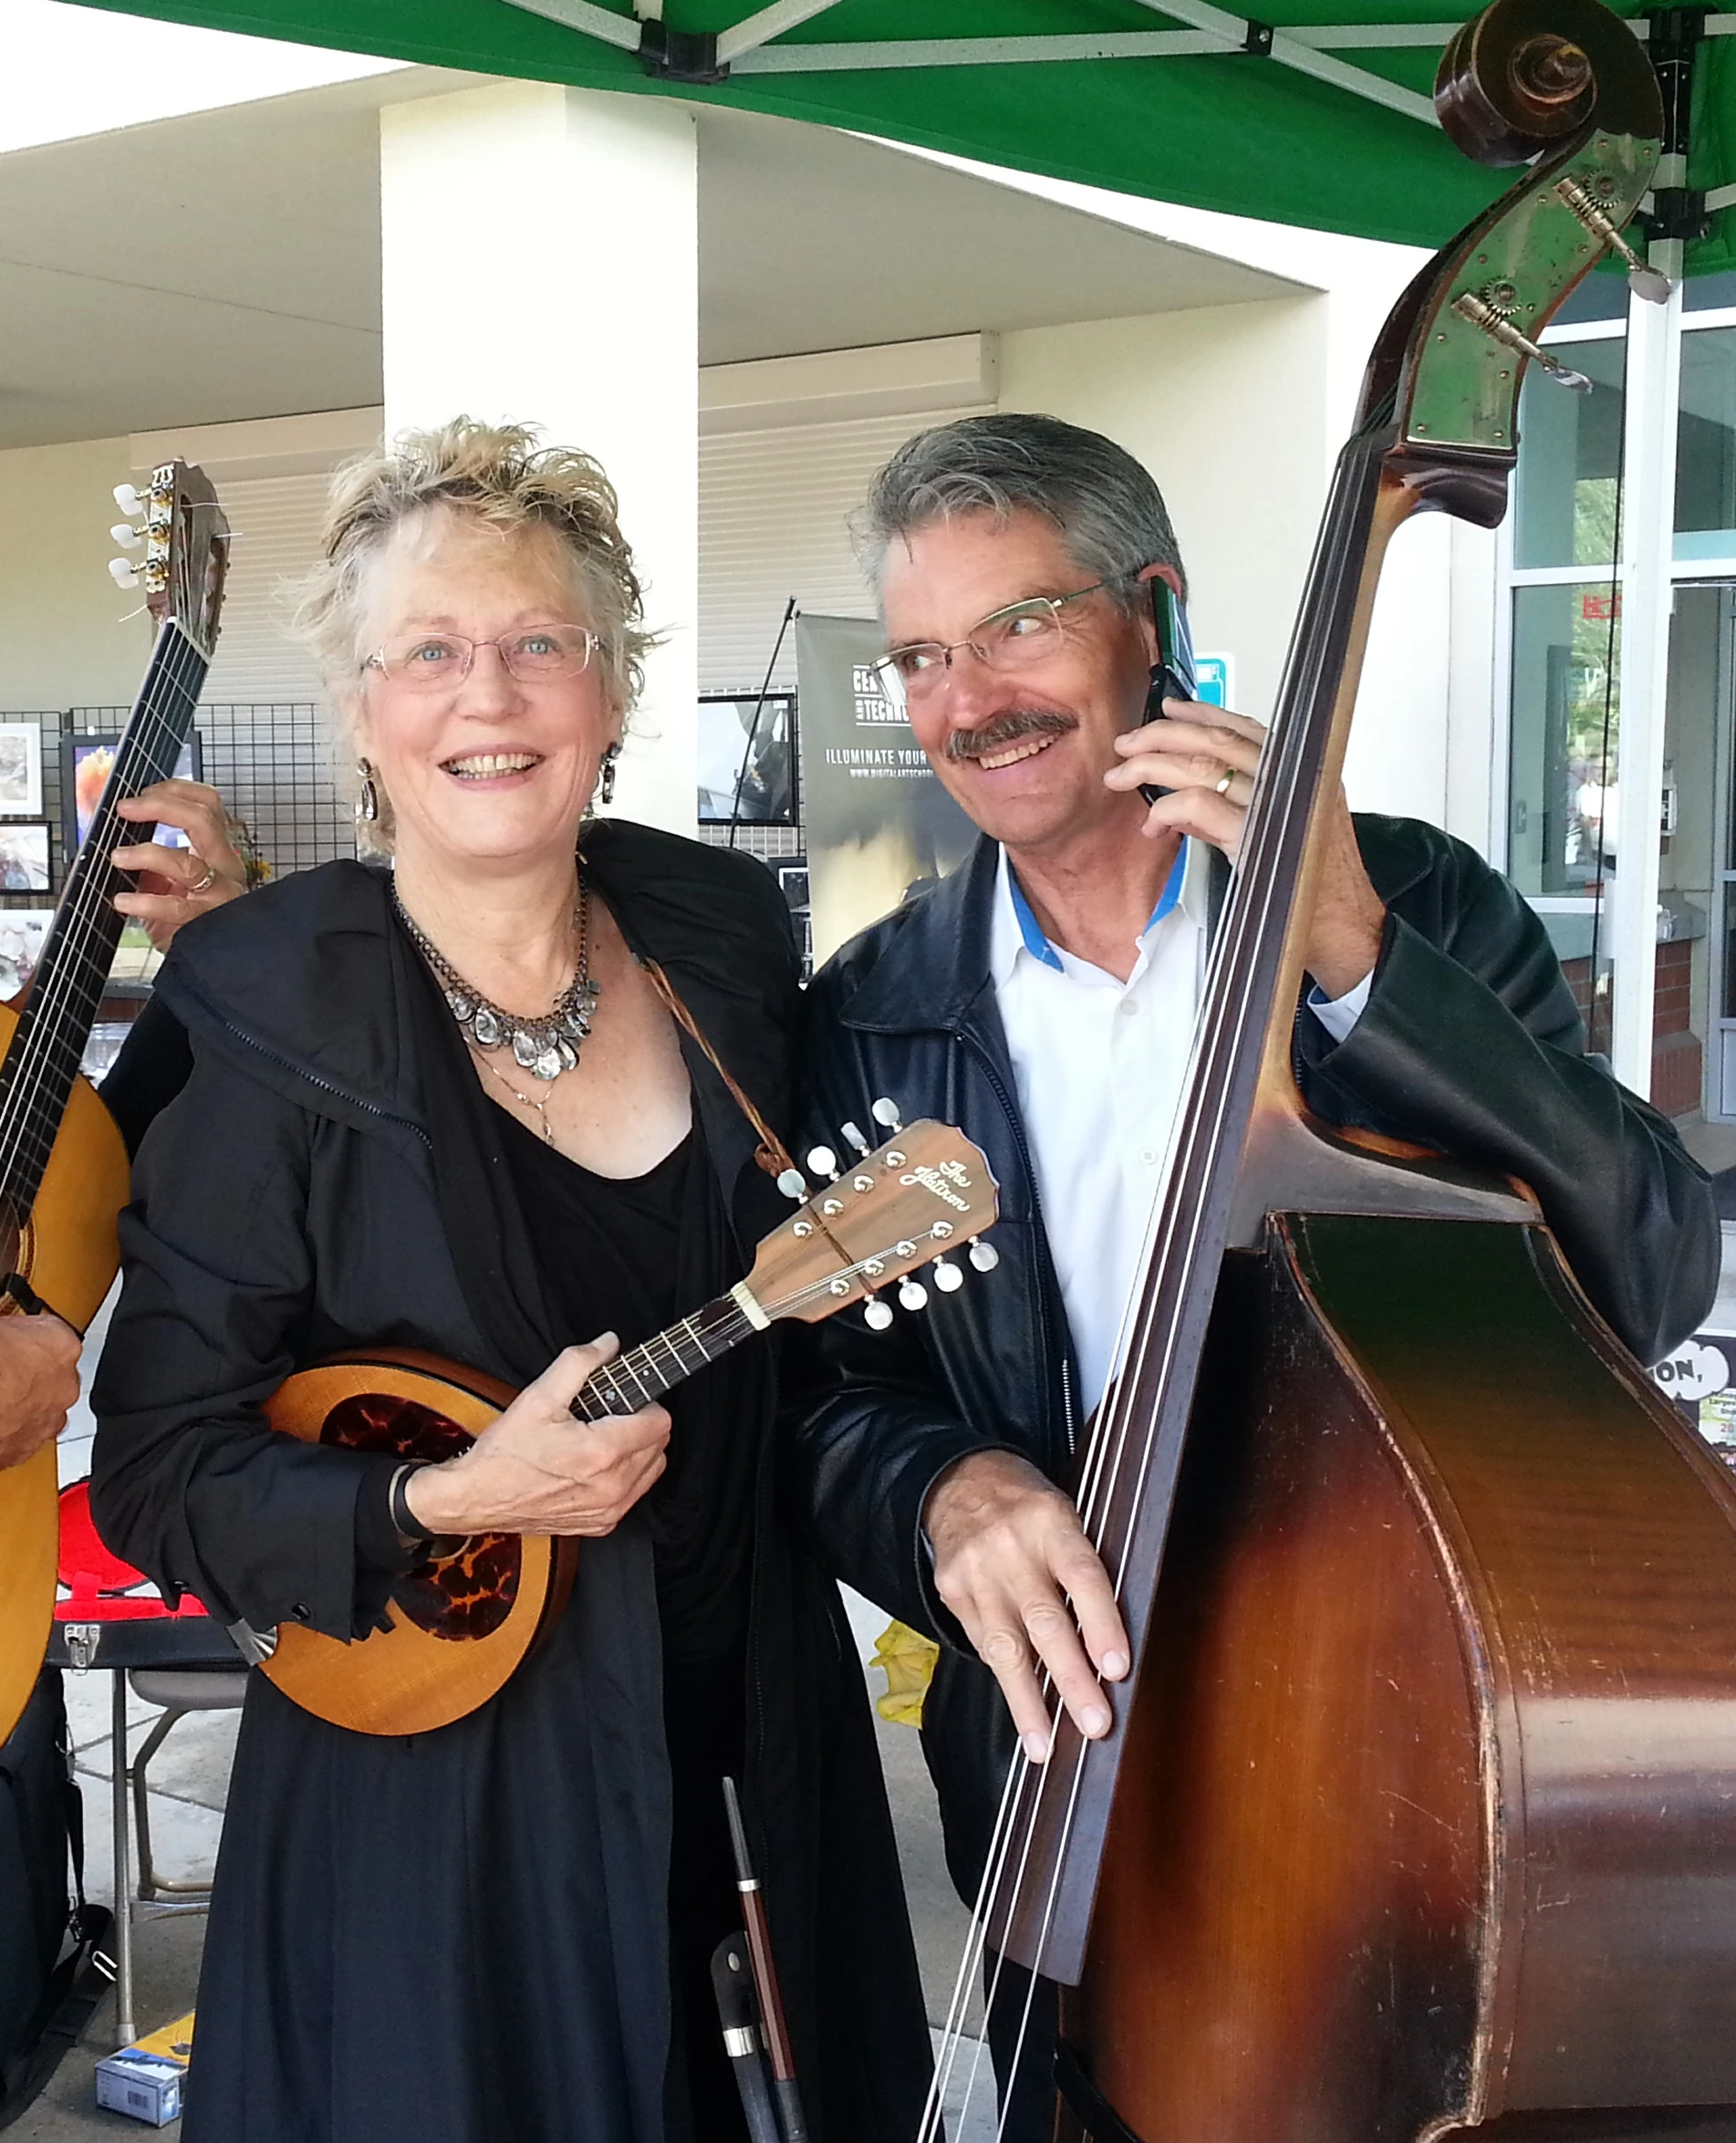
90, 840, 934, 2143
494, 1108, 754, 2143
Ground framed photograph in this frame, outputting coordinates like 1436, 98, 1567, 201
0, 910, 54, 999
0, 725, 44, 818
0, 823, 51, 892
697, 694, 795, 826
62, 732, 202, 854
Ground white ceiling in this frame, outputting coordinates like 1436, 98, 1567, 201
0, 70, 1303, 451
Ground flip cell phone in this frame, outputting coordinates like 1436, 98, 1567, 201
1139, 579, 1198, 802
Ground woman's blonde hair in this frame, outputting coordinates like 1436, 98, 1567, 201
295, 417, 657, 848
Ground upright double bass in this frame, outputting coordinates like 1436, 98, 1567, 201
955, 5, 1736, 2137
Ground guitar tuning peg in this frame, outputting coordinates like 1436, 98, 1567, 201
112, 483, 143, 516
806, 1145, 838, 1181
898, 1276, 928, 1312
840, 1121, 870, 1157
863, 1295, 894, 1332
931, 1257, 963, 1294
109, 557, 140, 588
968, 1237, 999, 1273
775, 1168, 807, 1202
109, 524, 144, 549
871, 1098, 903, 1133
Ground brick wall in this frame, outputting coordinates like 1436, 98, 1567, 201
1560, 938, 1701, 1114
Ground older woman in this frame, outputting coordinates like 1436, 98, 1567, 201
89, 421, 930, 2143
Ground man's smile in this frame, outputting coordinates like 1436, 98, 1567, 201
977, 733, 1061, 773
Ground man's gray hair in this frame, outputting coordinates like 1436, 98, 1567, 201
859, 412, 1187, 608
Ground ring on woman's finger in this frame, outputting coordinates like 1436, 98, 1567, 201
188, 863, 217, 895
1212, 768, 1236, 797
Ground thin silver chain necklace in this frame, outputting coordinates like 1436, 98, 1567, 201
392, 879, 601, 1082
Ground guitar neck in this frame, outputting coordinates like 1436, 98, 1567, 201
567, 1285, 762, 1422
0, 620, 208, 1220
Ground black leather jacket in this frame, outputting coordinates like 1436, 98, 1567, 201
786, 817, 1719, 1899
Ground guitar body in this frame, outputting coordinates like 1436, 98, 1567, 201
261, 1351, 579, 1736
0, 1014, 130, 1743
1067, 1215, 1736, 2141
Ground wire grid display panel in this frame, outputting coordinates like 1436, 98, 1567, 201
0, 712, 69, 911
71, 703, 355, 880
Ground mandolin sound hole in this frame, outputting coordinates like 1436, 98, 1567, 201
317, 1391, 520, 1641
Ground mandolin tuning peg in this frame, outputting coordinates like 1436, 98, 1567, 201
806, 1145, 839, 1181
968, 1237, 999, 1273
863, 1295, 894, 1332
898, 1276, 928, 1312
931, 1257, 963, 1294
871, 1098, 903, 1133
775, 1168, 807, 1202
112, 483, 143, 516
840, 1121, 870, 1158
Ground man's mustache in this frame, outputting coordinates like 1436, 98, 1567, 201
944, 709, 1077, 764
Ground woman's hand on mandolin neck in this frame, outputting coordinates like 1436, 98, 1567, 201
403, 1334, 670, 1539
923, 1448, 1130, 1764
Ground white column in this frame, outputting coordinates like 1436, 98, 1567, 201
1609, 243, 1684, 1095
379, 83, 698, 835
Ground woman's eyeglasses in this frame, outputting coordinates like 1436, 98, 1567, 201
366, 626, 601, 691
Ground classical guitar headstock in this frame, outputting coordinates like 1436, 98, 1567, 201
746, 1104, 999, 1329
109, 460, 230, 656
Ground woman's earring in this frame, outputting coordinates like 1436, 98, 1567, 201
598, 741, 620, 808
356, 758, 379, 826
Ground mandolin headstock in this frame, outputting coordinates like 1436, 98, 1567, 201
745, 1118, 999, 1327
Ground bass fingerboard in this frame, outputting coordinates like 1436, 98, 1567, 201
567, 1290, 760, 1422
0, 621, 208, 1222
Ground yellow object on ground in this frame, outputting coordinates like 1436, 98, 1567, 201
871, 1619, 940, 1727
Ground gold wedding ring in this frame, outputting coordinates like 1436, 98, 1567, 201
1212, 769, 1236, 796
188, 863, 217, 895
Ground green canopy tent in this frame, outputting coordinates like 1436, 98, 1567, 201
57, 0, 1736, 272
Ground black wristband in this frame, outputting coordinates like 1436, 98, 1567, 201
388, 1462, 433, 1552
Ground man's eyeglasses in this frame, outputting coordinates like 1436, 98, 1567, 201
868, 578, 1128, 710
366, 625, 601, 691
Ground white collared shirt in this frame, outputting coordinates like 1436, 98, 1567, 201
990, 843, 1370, 1420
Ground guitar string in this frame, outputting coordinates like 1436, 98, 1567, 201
0, 621, 205, 1160
0, 625, 207, 1203
0, 625, 207, 1204
922, 442, 1386, 2138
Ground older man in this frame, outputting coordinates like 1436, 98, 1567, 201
788, 412, 1718, 2137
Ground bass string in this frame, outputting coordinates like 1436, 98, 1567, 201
0, 626, 207, 1205
924, 442, 1390, 2134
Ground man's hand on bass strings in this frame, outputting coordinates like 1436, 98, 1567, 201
923, 1448, 1130, 1763
1105, 694, 1388, 1000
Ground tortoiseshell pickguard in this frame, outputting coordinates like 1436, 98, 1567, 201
316, 1391, 519, 1641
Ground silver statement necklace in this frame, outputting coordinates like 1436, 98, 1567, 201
393, 879, 601, 1081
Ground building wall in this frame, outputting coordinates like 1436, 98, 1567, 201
996, 297, 1329, 726
0, 436, 152, 711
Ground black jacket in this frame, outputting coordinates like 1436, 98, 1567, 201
786, 817, 1720, 1900
90, 827, 931, 2143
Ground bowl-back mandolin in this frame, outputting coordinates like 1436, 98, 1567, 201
260, 1115, 998, 1737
